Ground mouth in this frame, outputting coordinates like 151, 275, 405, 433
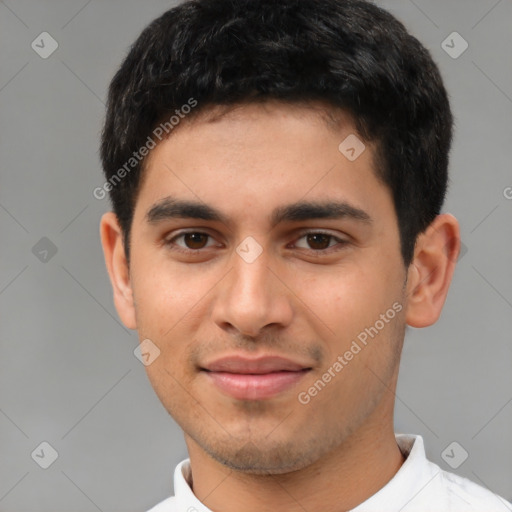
200, 355, 313, 400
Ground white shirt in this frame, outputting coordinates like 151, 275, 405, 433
147, 433, 512, 512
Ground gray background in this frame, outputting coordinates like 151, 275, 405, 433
0, 0, 511, 511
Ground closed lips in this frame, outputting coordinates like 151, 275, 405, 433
200, 356, 313, 400
201, 356, 312, 374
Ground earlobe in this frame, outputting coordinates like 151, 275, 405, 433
405, 214, 460, 328
99, 212, 137, 330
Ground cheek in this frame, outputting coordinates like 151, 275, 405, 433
131, 256, 202, 336
296, 266, 382, 327
130, 259, 214, 377
294, 261, 403, 357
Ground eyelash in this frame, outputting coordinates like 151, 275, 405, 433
164, 230, 349, 255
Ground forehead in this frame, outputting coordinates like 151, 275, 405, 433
134, 101, 390, 228
142, 99, 366, 176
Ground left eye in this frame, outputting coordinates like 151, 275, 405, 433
293, 232, 345, 251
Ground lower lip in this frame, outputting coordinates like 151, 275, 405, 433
203, 370, 310, 400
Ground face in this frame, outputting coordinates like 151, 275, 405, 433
118, 102, 410, 473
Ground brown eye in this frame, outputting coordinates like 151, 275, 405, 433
165, 231, 217, 253
306, 233, 332, 250
182, 232, 209, 249
293, 231, 348, 253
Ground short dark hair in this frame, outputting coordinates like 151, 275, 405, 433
100, 0, 453, 266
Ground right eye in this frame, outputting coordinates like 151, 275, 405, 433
165, 231, 220, 253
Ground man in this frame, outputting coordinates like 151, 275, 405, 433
98, 0, 512, 510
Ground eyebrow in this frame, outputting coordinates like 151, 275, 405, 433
145, 196, 372, 228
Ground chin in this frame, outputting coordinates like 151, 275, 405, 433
200, 436, 319, 475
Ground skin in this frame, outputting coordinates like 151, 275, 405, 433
100, 101, 460, 512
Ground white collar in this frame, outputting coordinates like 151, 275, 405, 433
350, 433, 436, 511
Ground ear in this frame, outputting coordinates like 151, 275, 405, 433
99, 212, 137, 329
405, 213, 460, 328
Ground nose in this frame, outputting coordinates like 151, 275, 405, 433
211, 246, 294, 339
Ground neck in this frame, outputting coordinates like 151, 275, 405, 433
185, 411, 405, 512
